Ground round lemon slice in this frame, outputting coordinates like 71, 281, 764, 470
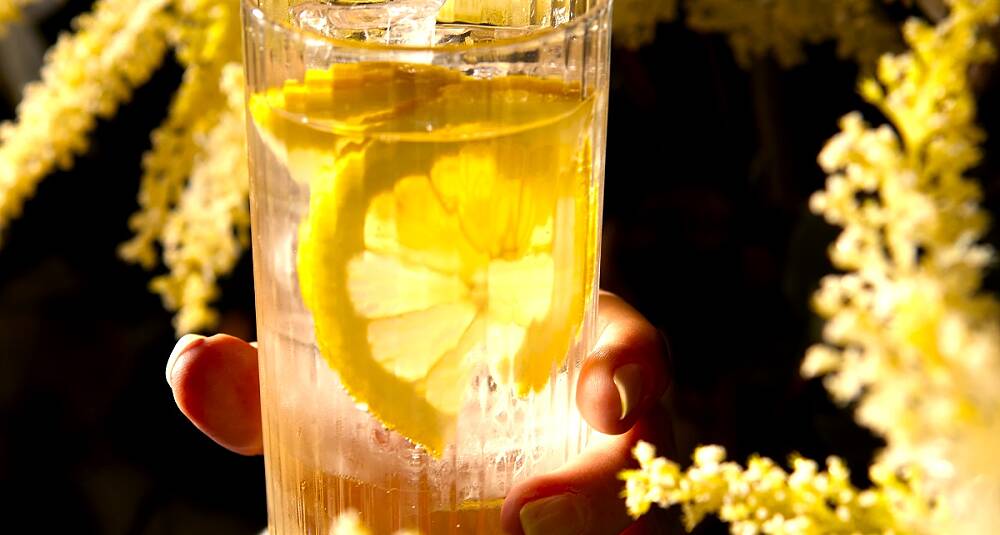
251, 63, 597, 455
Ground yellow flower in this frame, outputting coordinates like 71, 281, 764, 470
684, 0, 899, 68
808, 0, 1000, 532
147, 62, 248, 334
0, 0, 171, 240
620, 442, 917, 534
611, 0, 900, 66
625, 1, 1000, 533
612, 0, 678, 49
116, 0, 244, 333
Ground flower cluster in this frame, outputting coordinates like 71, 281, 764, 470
117, 0, 241, 270
612, 0, 900, 68
116, 0, 245, 332
621, 441, 924, 535
0, 0, 244, 333
612, 0, 678, 49
623, 0, 1000, 533
146, 63, 248, 333
0, 0, 171, 241
684, 0, 901, 68
806, 0, 1000, 531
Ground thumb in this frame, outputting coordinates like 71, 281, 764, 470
500, 407, 675, 535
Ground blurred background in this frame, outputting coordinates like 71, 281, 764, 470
2, 2, 999, 534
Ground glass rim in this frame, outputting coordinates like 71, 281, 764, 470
243, 0, 612, 54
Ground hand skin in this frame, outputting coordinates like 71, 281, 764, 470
167, 291, 676, 535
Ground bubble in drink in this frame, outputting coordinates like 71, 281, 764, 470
291, 0, 446, 46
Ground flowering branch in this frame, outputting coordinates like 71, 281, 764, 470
621, 441, 924, 534
116, 0, 245, 333
0, 0, 171, 240
147, 63, 248, 333
805, 1, 1000, 531
118, 0, 242, 270
623, 0, 1000, 532
614, 0, 901, 68
685, 0, 901, 68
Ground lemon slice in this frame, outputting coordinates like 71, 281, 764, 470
437, 0, 552, 26
251, 63, 596, 455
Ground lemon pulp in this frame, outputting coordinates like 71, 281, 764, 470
250, 62, 599, 456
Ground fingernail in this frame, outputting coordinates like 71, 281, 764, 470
613, 363, 643, 421
167, 334, 205, 385
520, 494, 588, 535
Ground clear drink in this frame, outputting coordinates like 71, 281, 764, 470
243, 2, 611, 533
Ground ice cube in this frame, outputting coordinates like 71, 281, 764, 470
291, 0, 445, 46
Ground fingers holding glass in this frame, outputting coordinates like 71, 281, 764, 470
167, 334, 263, 456
500, 293, 675, 534
166, 293, 674, 534
578, 292, 672, 435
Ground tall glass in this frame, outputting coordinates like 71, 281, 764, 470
243, 1, 610, 532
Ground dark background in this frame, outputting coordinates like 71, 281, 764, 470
2, 3, 998, 534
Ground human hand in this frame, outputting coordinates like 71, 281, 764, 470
166, 291, 675, 534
